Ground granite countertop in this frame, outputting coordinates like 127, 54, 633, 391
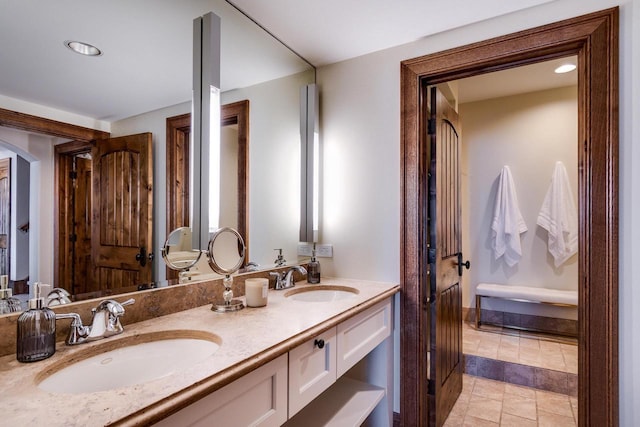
0, 278, 399, 426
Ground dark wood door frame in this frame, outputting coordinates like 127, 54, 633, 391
401, 8, 618, 427
55, 141, 92, 291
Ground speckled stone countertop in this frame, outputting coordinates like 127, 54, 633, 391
0, 278, 398, 426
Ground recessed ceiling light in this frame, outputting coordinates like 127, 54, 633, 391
554, 63, 576, 74
64, 40, 102, 56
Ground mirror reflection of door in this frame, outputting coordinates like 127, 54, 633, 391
56, 133, 153, 298
0, 158, 10, 276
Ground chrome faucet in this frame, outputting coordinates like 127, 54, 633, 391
270, 266, 308, 290
56, 298, 135, 345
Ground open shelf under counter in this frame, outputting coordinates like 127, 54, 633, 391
283, 376, 386, 427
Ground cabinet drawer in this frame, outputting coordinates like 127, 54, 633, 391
336, 299, 392, 377
154, 353, 288, 427
288, 327, 337, 417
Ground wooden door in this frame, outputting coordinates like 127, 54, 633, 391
72, 156, 94, 294
427, 87, 464, 426
92, 133, 153, 291
0, 158, 10, 276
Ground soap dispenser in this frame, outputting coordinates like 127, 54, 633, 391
0, 275, 21, 314
16, 282, 56, 363
307, 244, 321, 284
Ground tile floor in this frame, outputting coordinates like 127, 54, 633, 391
462, 322, 578, 374
444, 375, 578, 426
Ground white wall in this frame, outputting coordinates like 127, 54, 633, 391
222, 70, 314, 268
317, 0, 638, 422
460, 86, 578, 319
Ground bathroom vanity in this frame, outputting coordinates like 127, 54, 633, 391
0, 278, 398, 426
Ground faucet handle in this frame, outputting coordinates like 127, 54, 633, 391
93, 298, 135, 315
269, 271, 284, 289
55, 312, 89, 345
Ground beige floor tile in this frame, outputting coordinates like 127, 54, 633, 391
496, 350, 520, 363
500, 413, 538, 427
480, 335, 502, 346
539, 356, 567, 371
464, 338, 480, 351
475, 345, 499, 358
466, 395, 502, 423
519, 337, 540, 350
472, 378, 505, 401
536, 390, 573, 418
500, 335, 520, 345
450, 396, 470, 418
463, 374, 476, 392
570, 396, 579, 421
463, 415, 499, 426
539, 340, 563, 353
443, 411, 465, 426
502, 394, 537, 420
504, 383, 537, 400
564, 359, 578, 374
538, 409, 576, 427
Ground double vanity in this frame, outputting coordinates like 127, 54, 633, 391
0, 277, 398, 426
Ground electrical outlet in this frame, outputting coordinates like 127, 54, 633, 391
297, 243, 312, 257
297, 243, 333, 258
316, 244, 333, 258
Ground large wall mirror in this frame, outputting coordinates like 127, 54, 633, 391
0, 1, 315, 305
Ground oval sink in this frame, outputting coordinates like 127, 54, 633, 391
37, 330, 221, 394
285, 285, 359, 302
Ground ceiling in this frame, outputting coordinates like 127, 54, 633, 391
455, 56, 577, 104
0, 0, 557, 122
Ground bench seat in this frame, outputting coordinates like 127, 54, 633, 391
475, 283, 578, 335
476, 283, 578, 306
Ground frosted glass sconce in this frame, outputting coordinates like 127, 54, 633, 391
300, 83, 319, 243
192, 12, 221, 249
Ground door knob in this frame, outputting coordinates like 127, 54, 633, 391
456, 253, 470, 276
136, 247, 148, 267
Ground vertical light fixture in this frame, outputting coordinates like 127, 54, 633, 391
300, 83, 319, 243
192, 12, 221, 249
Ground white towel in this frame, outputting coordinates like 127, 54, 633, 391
491, 166, 528, 267
537, 161, 578, 267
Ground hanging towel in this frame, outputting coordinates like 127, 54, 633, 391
491, 166, 528, 267
537, 161, 578, 267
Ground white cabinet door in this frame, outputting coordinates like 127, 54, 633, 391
336, 299, 392, 377
154, 354, 288, 427
288, 327, 337, 417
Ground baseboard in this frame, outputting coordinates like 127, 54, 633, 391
463, 307, 577, 336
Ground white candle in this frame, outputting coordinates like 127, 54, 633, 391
245, 278, 269, 307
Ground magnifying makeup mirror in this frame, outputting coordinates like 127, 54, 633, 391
161, 227, 204, 272
207, 227, 246, 312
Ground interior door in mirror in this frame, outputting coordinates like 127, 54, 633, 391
91, 133, 153, 295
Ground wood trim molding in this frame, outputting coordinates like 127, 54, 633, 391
54, 141, 92, 289
221, 100, 250, 262
0, 107, 109, 141
400, 8, 618, 426
166, 113, 192, 236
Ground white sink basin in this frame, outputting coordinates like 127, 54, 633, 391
285, 285, 359, 302
37, 331, 221, 394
